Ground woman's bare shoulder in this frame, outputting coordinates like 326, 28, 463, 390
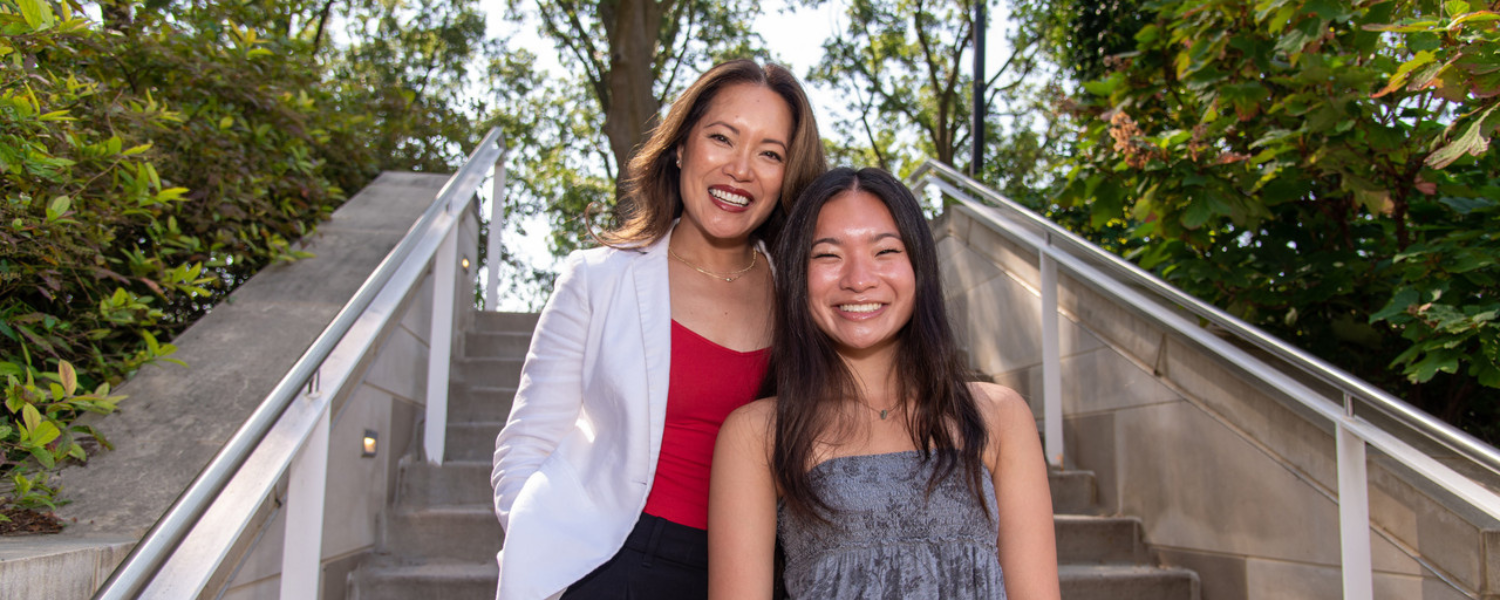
967, 382, 1034, 431
721, 397, 778, 443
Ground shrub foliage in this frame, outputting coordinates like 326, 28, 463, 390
1053, 0, 1500, 440
0, 0, 381, 515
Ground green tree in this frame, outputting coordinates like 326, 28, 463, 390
0, 0, 517, 519
804, 0, 1053, 208
1052, 0, 1500, 439
330, 0, 504, 174
511, 0, 767, 178
1015, 0, 1151, 82
482, 0, 771, 273
0, 0, 378, 517
478, 54, 615, 301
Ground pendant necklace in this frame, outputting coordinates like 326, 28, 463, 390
668, 245, 758, 282
858, 401, 895, 420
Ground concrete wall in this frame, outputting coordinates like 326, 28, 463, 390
210, 196, 483, 600
934, 203, 1500, 600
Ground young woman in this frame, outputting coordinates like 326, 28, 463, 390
708, 168, 1060, 600
489, 60, 826, 600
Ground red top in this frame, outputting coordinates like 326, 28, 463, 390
643, 320, 770, 530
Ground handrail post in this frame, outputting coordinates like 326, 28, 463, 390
280, 401, 330, 598
910, 158, 1500, 480
425, 225, 459, 464
1338, 395, 1374, 600
1040, 236, 1063, 467
486, 144, 507, 310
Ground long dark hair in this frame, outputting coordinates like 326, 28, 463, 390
596, 59, 826, 249
770, 168, 989, 522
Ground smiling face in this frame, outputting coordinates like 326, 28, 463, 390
806, 189, 916, 358
675, 82, 793, 246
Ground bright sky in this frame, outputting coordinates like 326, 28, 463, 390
479, 1, 1017, 310
483, 2, 849, 134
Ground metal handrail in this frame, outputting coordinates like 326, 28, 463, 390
910, 159, 1500, 480
93, 127, 505, 600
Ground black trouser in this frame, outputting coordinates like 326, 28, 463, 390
561, 513, 709, 600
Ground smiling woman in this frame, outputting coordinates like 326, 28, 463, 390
804, 189, 917, 360
707, 168, 1061, 600
490, 60, 826, 600
670, 82, 793, 285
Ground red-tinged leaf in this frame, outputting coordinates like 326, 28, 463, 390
22, 404, 42, 433
58, 360, 76, 396
1407, 61, 1449, 92
1374, 50, 1436, 98
1428, 108, 1497, 168
139, 278, 164, 295
91, 267, 131, 284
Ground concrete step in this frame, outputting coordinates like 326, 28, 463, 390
1059, 564, 1200, 600
464, 330, 531, 360
384, 505, 502, 563
1048, 469, 1100, 515
448, 385, 516, 423
1054, 515, 1149, 565
473, 311, 539, 334
398, 458, 492, 508
445, 422, 503, 462
348, 560, 497, 600
452, 357, 524, 389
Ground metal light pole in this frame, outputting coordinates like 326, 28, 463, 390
971, 0, 986, 177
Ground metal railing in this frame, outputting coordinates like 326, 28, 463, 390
93, 127, 506, 599
909, 159, 1500, 600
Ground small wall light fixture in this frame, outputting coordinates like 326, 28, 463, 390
461, 257, 471, 271
361, 430, 378, 458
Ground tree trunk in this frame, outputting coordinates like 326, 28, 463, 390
602, 0, 668, 176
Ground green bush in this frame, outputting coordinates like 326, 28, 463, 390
0, 0, 380, 517
1053, 0, 1500, 440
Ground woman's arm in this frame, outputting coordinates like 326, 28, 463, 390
491, 251, 592, 532
708, 399, 779, 600
976, 382, 1061, 600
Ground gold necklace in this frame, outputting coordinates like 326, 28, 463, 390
668, 245, 758, 282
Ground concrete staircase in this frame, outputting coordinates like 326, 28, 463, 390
347, 311, 535, 600
346, 311, 1198, 599
1050, 468, 1201, 599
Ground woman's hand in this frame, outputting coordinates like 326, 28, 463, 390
977, 382, 1062, 600
707, 398, 779, 600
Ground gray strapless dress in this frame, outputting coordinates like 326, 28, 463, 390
777, 450, 1006, 599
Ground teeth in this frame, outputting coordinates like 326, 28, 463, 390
710, 188, 749, 206
840, 303, 882, 313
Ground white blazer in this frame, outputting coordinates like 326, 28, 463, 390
491, 230, 675, 600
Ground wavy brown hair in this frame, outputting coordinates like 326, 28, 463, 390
770, 168, 990, 523
596, 59, 826, 248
